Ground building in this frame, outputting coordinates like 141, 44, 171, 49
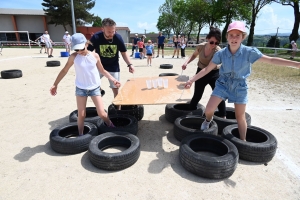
0, 8, 131, 44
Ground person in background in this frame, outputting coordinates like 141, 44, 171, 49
184, 21, 300, 141
180, 34, 187, 58
63, 31, 72, 55
130, 34, 140, 57
35, 35, 47, 54
87, 18, 134, 98
138, 37, 144, 59
182, 27, 226, 119
42, 30, 54, 58
290, 40, 297, 59
156, 31, 165, 58
145, 40, 154, 66
172, 35, 180, 58
50, 33, 121, 135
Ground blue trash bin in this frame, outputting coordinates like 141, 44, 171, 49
60, 52, 69, 57
135, 52, 140, 58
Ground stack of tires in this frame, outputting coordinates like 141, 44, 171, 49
49, 104, 145, 171
168, 105, 277, 179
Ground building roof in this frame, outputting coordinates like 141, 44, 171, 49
0, 8, 45, 16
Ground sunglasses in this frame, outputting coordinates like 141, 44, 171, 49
74, 48, 85, 52
209, 41, 220, 45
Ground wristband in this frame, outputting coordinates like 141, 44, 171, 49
127, 64, 132, 67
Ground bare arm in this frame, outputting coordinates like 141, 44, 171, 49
93, 52, 121, 88
120, 51, 135, 73
182, 47, 199, 70
50, 54, 75, 95
258, 55, 300, 68
184, 61, 217, 88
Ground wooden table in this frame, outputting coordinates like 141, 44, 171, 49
112, 75, 191, 105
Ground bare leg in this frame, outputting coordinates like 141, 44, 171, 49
234, 104, 247, 141
76, 96, 88, 135
162, 48, 164, 57
91, 95, 111, 125
205, 96, 223, 121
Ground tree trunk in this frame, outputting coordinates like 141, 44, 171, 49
246, 4, 256, 46
289, 2, 299, 42
196, 23, 202, 44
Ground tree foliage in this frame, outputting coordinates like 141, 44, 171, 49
92, 16, 102, 27
42, 0, 95, 30
266, 36, 280, 47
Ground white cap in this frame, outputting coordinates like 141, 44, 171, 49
291, 40, 295, 44
135, 34, 138, 36
71, 33, 87, 50
65, 31, 69, 34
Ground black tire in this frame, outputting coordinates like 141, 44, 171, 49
222, 124, 277, 163
1, 69, 22, 79
159, 73, 178, 77
179, 134, 239, 179
160, 64, 173, 69
88, 132, 140, 170
69, 107, 105, 125
46, 60, 60, 67
49, 122, 98, 154
174, 115, 218, 142
213, 107, 251, 135
107, 104, 144, 121
165, 103, 205, 123
97, 114, 138, 135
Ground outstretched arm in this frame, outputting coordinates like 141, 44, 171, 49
94, 53, 121, 88
182, 47, 199, 70
258, 55, 300, 68
184, 61, 217, 88
50, 55, 75, 96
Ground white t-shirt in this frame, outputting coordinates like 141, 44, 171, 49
42, 34, 50, 43
63, 34, 72, 44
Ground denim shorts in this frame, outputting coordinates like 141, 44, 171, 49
212, 77, 248, 104
75, 86, 101, 97
99, 72, 119, 88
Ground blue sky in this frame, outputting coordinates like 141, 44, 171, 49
1, 0, 296, 35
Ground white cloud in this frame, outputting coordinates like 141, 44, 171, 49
256, 5, 294, 34
136, 22, 157, 32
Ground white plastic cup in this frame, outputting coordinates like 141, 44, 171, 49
157, 78, 163, 87
146, 80, 152, 89
152, 79, 158, 88
163, 79, 168, 88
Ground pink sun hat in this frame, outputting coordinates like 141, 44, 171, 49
227, 21, 246, 33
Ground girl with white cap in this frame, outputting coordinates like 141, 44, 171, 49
50, 33, 121, 136
185, 21, 300, 141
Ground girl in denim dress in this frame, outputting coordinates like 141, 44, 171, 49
185, 21, 300, 141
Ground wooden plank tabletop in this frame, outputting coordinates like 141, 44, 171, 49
112, 75, 192, 105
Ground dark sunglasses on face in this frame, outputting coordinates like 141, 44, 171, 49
209, 41, 220, 45
74, 47, 85, 52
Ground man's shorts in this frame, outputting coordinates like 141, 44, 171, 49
99, 71, 120, 89
158, 44, 164, 49
75, 86, 101, 97
212, 77, 248, 104
139, 48, 143, 52
65, 43, 71, 49
45, 42, 52, 48
40, 42, 45, 47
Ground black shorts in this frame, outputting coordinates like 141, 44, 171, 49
158, 44, 164, 49
147, 53, 152, 56
139, 48, 143, 52
40, 42, 45, 47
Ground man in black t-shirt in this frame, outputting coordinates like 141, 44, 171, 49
130, 34, 140, 57
88, 18, 135, 98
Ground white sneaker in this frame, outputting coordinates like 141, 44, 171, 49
200, 119, 211, 130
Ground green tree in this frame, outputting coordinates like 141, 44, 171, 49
266, 36, 280, 47
157, 13, 173, 38
92, 16, 102, 27
272, 0, 300, 43
246, 0, 273, 46
42, 0, 95, 30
